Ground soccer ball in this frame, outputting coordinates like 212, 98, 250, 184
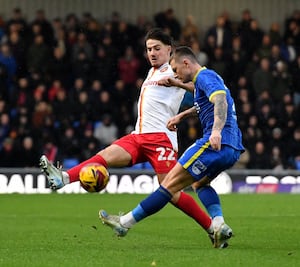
79, 163, 109, 192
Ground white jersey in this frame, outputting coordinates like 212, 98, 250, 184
133, 62, 185, 151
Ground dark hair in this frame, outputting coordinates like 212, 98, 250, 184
173, 46, 198, 63
145, 28, 173, 46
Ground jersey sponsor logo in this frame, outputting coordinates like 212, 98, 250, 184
191, 160, 207, 175
143, 80, 159, 86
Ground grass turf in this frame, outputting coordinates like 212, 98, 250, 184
1, 193, 300, 267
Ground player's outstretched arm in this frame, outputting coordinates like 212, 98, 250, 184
158, 77, 194, 92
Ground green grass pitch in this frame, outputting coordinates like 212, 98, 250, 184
1, 193, 300, 267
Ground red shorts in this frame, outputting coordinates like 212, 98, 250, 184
113, 133, 177, 173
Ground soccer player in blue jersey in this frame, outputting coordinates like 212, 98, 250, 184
100, 46, 245, 248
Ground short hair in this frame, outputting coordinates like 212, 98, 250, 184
173, 46, 198, 63
145, 28, 173, 46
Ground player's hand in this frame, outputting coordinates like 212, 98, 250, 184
158, 77, 179, 87
167, 115, 181, 131
209, 130, 222, 151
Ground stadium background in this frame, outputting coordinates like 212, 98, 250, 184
0, 0, 300, 194
0, 0, 299, 32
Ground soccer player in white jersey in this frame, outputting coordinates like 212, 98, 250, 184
40, 28, 224, 247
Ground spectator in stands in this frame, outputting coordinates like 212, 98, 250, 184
256, 34, 272, 59
5, 7, 28, 39
0, 137, 18, 167
16, 136, 40, 167
243, 19, 265, 60
180, 15, 200, 46
42, 137, 59, 163
286, 127, 300, 169
0, 42, 17, 90
272, 60, 292, 102
269, 44, 285, 70
190, 39, 208, 66
289, 54, 300, 107
269, 146, 284, 170
71, 32, 94, 62
238, 9, 253, 34
92, 90, 116, 122
30, 9, 54, 45
91, 45, 115, 87
114, 20, 139, 53
80, 124, 100, 161
31, 101, 52, 130
72, 90, 93, 122
84, 17, 102, 51
205, 15, 232, 54
12, 77, 34, 113
65, 13, 80, 33
48, 47, 71, 86
110, 80, 135, 135
284, 15, 300, 53
59, 125, 81, 160
26, 34, 51, 74
280, 100, 299, 139
0, 113, 11, 149
117, 46, 140, 88
154, 8, 181, 41
247, 141, 272, 169
7, 30, 27, 76
88, 79, 103, 102
93, 113, 118, 149
52, 88, 73, 125
0, 62, 8, 101
244, 115, 262, 147
71, 50, 92, 81
208, 47, 228, 80
269, 22, 282, 45
227, 45, 247, 85
69, 77, 87, 101
252, 57, 274, 98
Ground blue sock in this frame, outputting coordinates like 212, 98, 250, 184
196, 185, 223, 218
132, 185, 172, 222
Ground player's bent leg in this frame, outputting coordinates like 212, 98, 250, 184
157, 172, 214, 239
66, 144, 132, 183
193, 181, 232, 248
100, 163, 191, 235
98, 144, 132, 167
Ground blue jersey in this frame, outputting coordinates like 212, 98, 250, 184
193, 67, 244, 152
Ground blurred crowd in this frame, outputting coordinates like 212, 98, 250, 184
0, 7, 299, 170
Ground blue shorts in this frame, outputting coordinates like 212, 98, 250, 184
178, 139, 242, 181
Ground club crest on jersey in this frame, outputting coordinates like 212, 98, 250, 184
191, 160, 207, 175
194, 102, 201, 113
160, 66, 168, 72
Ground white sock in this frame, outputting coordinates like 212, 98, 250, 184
120, 211, 137, 229
206, 222, 214, 234
62, 171, 70, 184
212, 216, 225, 230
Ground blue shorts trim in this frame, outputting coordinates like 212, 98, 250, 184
178, 139, 241, 181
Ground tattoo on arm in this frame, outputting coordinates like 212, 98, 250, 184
212, 94, 228, 131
